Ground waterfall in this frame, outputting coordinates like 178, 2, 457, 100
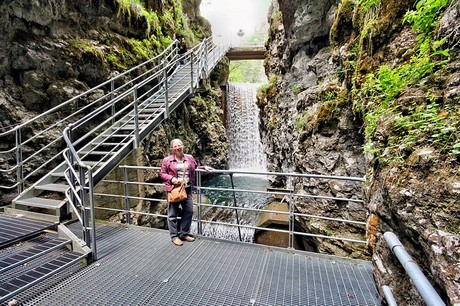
192, 82, 270, 243
226, 82, 267, 171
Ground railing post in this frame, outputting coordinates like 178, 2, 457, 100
288, 176, 295, 249
164, 68, 169, 119
80, 166, 90, 245
66, 127, 77, 210
123, 167, 131, 225
133, 86, 139, 149
204, 39, 209, 77
197, 169, 202, 235
87, 166, 97, 261
190, 52, 194, 94
15, 127, 23, 193
229, 173, 242, 241
110, 79, 115, 124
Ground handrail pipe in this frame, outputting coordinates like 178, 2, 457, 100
383, 232, 446, 306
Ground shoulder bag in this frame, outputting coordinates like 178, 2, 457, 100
167, 162, 187, 203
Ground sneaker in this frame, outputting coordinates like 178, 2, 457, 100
182, 235, 195, 242
172, 237, 183, 246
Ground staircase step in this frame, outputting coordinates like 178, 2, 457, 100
91, 142, 125, 146
0, 251, 85, 303
0, 237, 71, 273
3, 208, 60, 223
80, 160, 103, 166
35, 184, 69, 193
138, 114, 156, 118
15, 197, 65, 210
50, 172, 65, 178
80, 151, 117, 156
118, 123, 152, 130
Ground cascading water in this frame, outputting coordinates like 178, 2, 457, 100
226, 82, 267, 171
193, 82, 270, 242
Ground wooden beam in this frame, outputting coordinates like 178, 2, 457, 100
226, 46, 266, 60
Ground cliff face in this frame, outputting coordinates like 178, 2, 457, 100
260, 0, 368, 258
263, 0, 459, 304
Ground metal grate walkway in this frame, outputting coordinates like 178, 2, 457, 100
0, 215, 56, 249
13, 223, 381, 305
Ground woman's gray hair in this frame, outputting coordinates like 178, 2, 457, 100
170, 139, 183, 148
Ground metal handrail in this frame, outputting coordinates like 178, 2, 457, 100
384, 232, 446, 306
89, 165, 367, 249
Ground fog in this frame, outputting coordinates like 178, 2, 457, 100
200, 0, 271, 45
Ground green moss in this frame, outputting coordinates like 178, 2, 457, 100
67, 37, 105, 62
330, 0, 355, 46
295, 88, 349, 133
270, 9, 282, 33
322, 228, 334, 236
292, 85, 303, 95
257, 74, 278, 102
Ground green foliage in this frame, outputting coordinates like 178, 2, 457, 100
256, 74, 278, 107
258, 74, 277, 94
294, 112, 309, 131
292, 85, 303, 95
67, 37, 105, 61
357, 0, 381, 11
269, 75, 278, 84
270, 9, 282, 32
394, 102, 460, 154
358, 0, 456, 161
141, 10, 160, 37
116, 0, 143, 20
229, 60, 266, 83
403, 0, 450, 37
161, 9, 176, 32
322, 228, 334, 236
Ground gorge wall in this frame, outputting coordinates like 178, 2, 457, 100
261, 0, 459, 304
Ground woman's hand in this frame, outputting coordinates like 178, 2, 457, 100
171, 177, 179, 184
203, 166, 214, 172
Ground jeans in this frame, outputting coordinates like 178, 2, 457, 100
167, 187, 193, 239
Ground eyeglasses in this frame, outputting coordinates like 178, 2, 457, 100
172, 144, 183, 149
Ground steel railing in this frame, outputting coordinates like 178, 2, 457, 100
61, 38, 229, 258
383, 232, 446, 306
88, 165, 367, 252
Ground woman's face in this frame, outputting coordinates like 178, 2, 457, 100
171, 140, 184, 154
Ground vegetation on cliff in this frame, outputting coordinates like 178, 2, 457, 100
329, 0, 460, 303
67, 0, 208, 70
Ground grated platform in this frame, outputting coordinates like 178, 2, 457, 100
14, 223, 381, 305
0, 215, 56, 249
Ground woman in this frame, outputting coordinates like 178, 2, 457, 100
160, 139, 213, 246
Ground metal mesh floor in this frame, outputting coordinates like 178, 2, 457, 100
0, 215, 55, 248
18, 222, 381, 305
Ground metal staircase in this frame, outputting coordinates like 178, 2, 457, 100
4, 38, 227, 224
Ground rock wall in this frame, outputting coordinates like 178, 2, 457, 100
261, 0, 368, 258
263, 0, 460, 304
